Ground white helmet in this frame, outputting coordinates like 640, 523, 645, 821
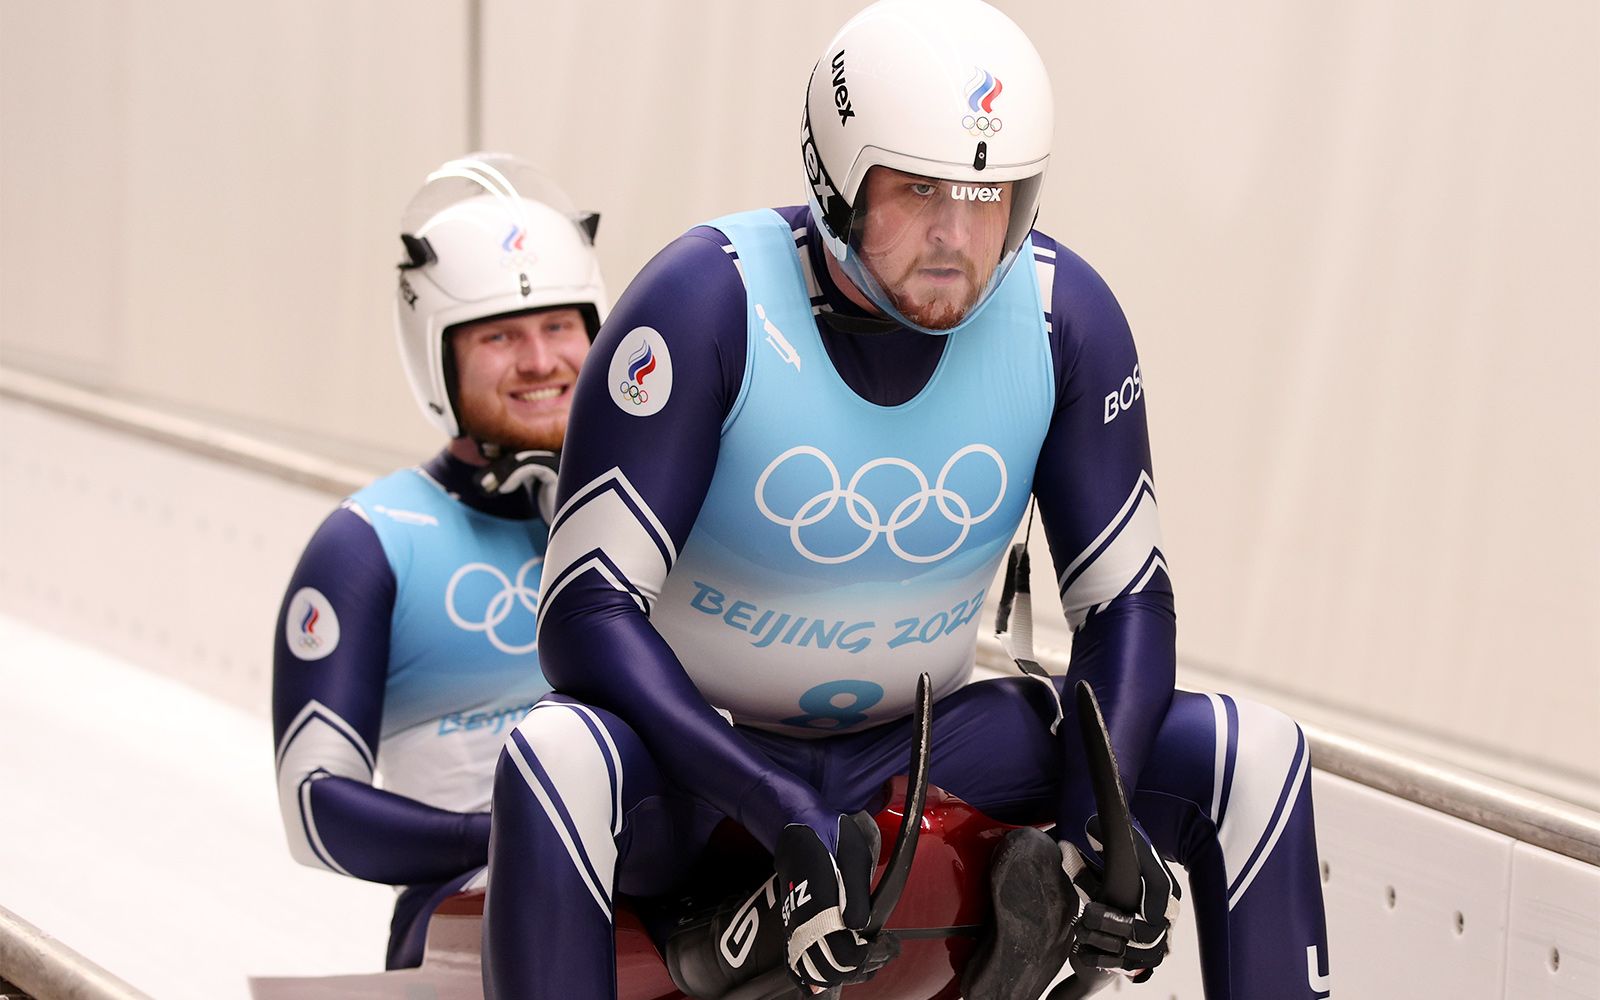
802, 0, 1052, 334
394, 153, 608, 439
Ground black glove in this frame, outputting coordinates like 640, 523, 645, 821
775, 812, 881, 989
1062, 820, 1181, 981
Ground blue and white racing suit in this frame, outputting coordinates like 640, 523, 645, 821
273, 450, 549, 969
485, 207, 1332, 998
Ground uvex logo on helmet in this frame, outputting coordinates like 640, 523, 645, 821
951, 185, 1002, 202
831, 50, 854, 124
962, 67, 1003, 137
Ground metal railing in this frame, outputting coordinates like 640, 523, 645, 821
0, 906, 153, 1000
0, 367, 373, 497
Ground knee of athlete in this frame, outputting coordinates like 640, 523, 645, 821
501, 705, 570, 774
497, 703, 625, 833
1219, 698, 1312, 836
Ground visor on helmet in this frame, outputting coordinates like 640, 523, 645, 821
400, 156, 597, 303
401, 155, 585, 246
836, 165, 1044, 334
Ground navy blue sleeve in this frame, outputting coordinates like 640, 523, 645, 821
1032, 237, 1177, 838
272, 506, 491, 884
537, 229, 839, 851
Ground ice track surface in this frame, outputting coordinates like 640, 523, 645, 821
0, 614, 393, 999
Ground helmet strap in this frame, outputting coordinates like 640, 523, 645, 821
473, 448, 562, 523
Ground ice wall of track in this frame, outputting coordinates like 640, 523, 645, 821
0, 395, 343, 719
3, 394, 1598, 997
0, 616, 393, 1000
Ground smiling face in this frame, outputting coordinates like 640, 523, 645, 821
450, 306, 589, 452
855, 167, 1013, 331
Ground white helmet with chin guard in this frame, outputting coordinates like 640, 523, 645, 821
395, 153, 608, 439
802, 0, 1052, 334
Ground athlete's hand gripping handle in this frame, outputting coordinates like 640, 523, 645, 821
775, 814, 876, 989
726, 673, 932, 1000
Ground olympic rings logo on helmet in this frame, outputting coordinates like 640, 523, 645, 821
617, 380, 649, 405
961, 114, 1003, 137
754, 444, 1007, 565
445, 557, 542, 655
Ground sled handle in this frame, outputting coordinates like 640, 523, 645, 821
1046, 681, 1143, 1000
1074, 680, 1141, 913
866, 671, 933, 935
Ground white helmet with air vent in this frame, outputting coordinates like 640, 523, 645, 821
394, 153, 608, 438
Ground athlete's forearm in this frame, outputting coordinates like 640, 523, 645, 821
539, 596, 834, 850
1057, 590, 1176, 843
292, 775, 490, 884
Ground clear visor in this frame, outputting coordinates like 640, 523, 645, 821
841, 165, 1045, 334
400, 152, 581, 237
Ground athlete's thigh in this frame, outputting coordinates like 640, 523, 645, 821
818, 676, 1062, 824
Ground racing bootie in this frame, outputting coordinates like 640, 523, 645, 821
961, 826, 1077, 1000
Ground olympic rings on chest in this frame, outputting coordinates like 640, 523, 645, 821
754, 444, 1007, 565
445, 556, 542, 655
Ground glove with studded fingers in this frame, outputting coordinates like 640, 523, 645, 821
775, 812, 882, 989
1061, 819, 1182, 982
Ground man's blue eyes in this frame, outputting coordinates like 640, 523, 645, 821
485, 323, 575, 342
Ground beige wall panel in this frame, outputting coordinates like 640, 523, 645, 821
478, 0, 869, 300
0, 3, 129, 383
0, 1, 469, 460
483, 1, 1598, 797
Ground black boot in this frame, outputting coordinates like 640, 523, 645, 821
961, 826, 1077, 1000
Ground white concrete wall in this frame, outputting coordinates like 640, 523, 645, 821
1, 0, 1596, 818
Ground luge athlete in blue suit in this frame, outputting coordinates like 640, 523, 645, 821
485, 5, 1332, 997
272, 154, 607, 969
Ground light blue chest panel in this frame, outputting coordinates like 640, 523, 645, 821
653, 209, 1054, 734
352, 470, 551, 741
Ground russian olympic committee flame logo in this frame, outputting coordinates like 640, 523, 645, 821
500, 224, 536, 270
285, 586, 340, 662
962, 68, 1003, 137
445, 557, 542, 655
755, 444, 1007, 565
608, 326, 673, 416
622, 343, 657, 405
